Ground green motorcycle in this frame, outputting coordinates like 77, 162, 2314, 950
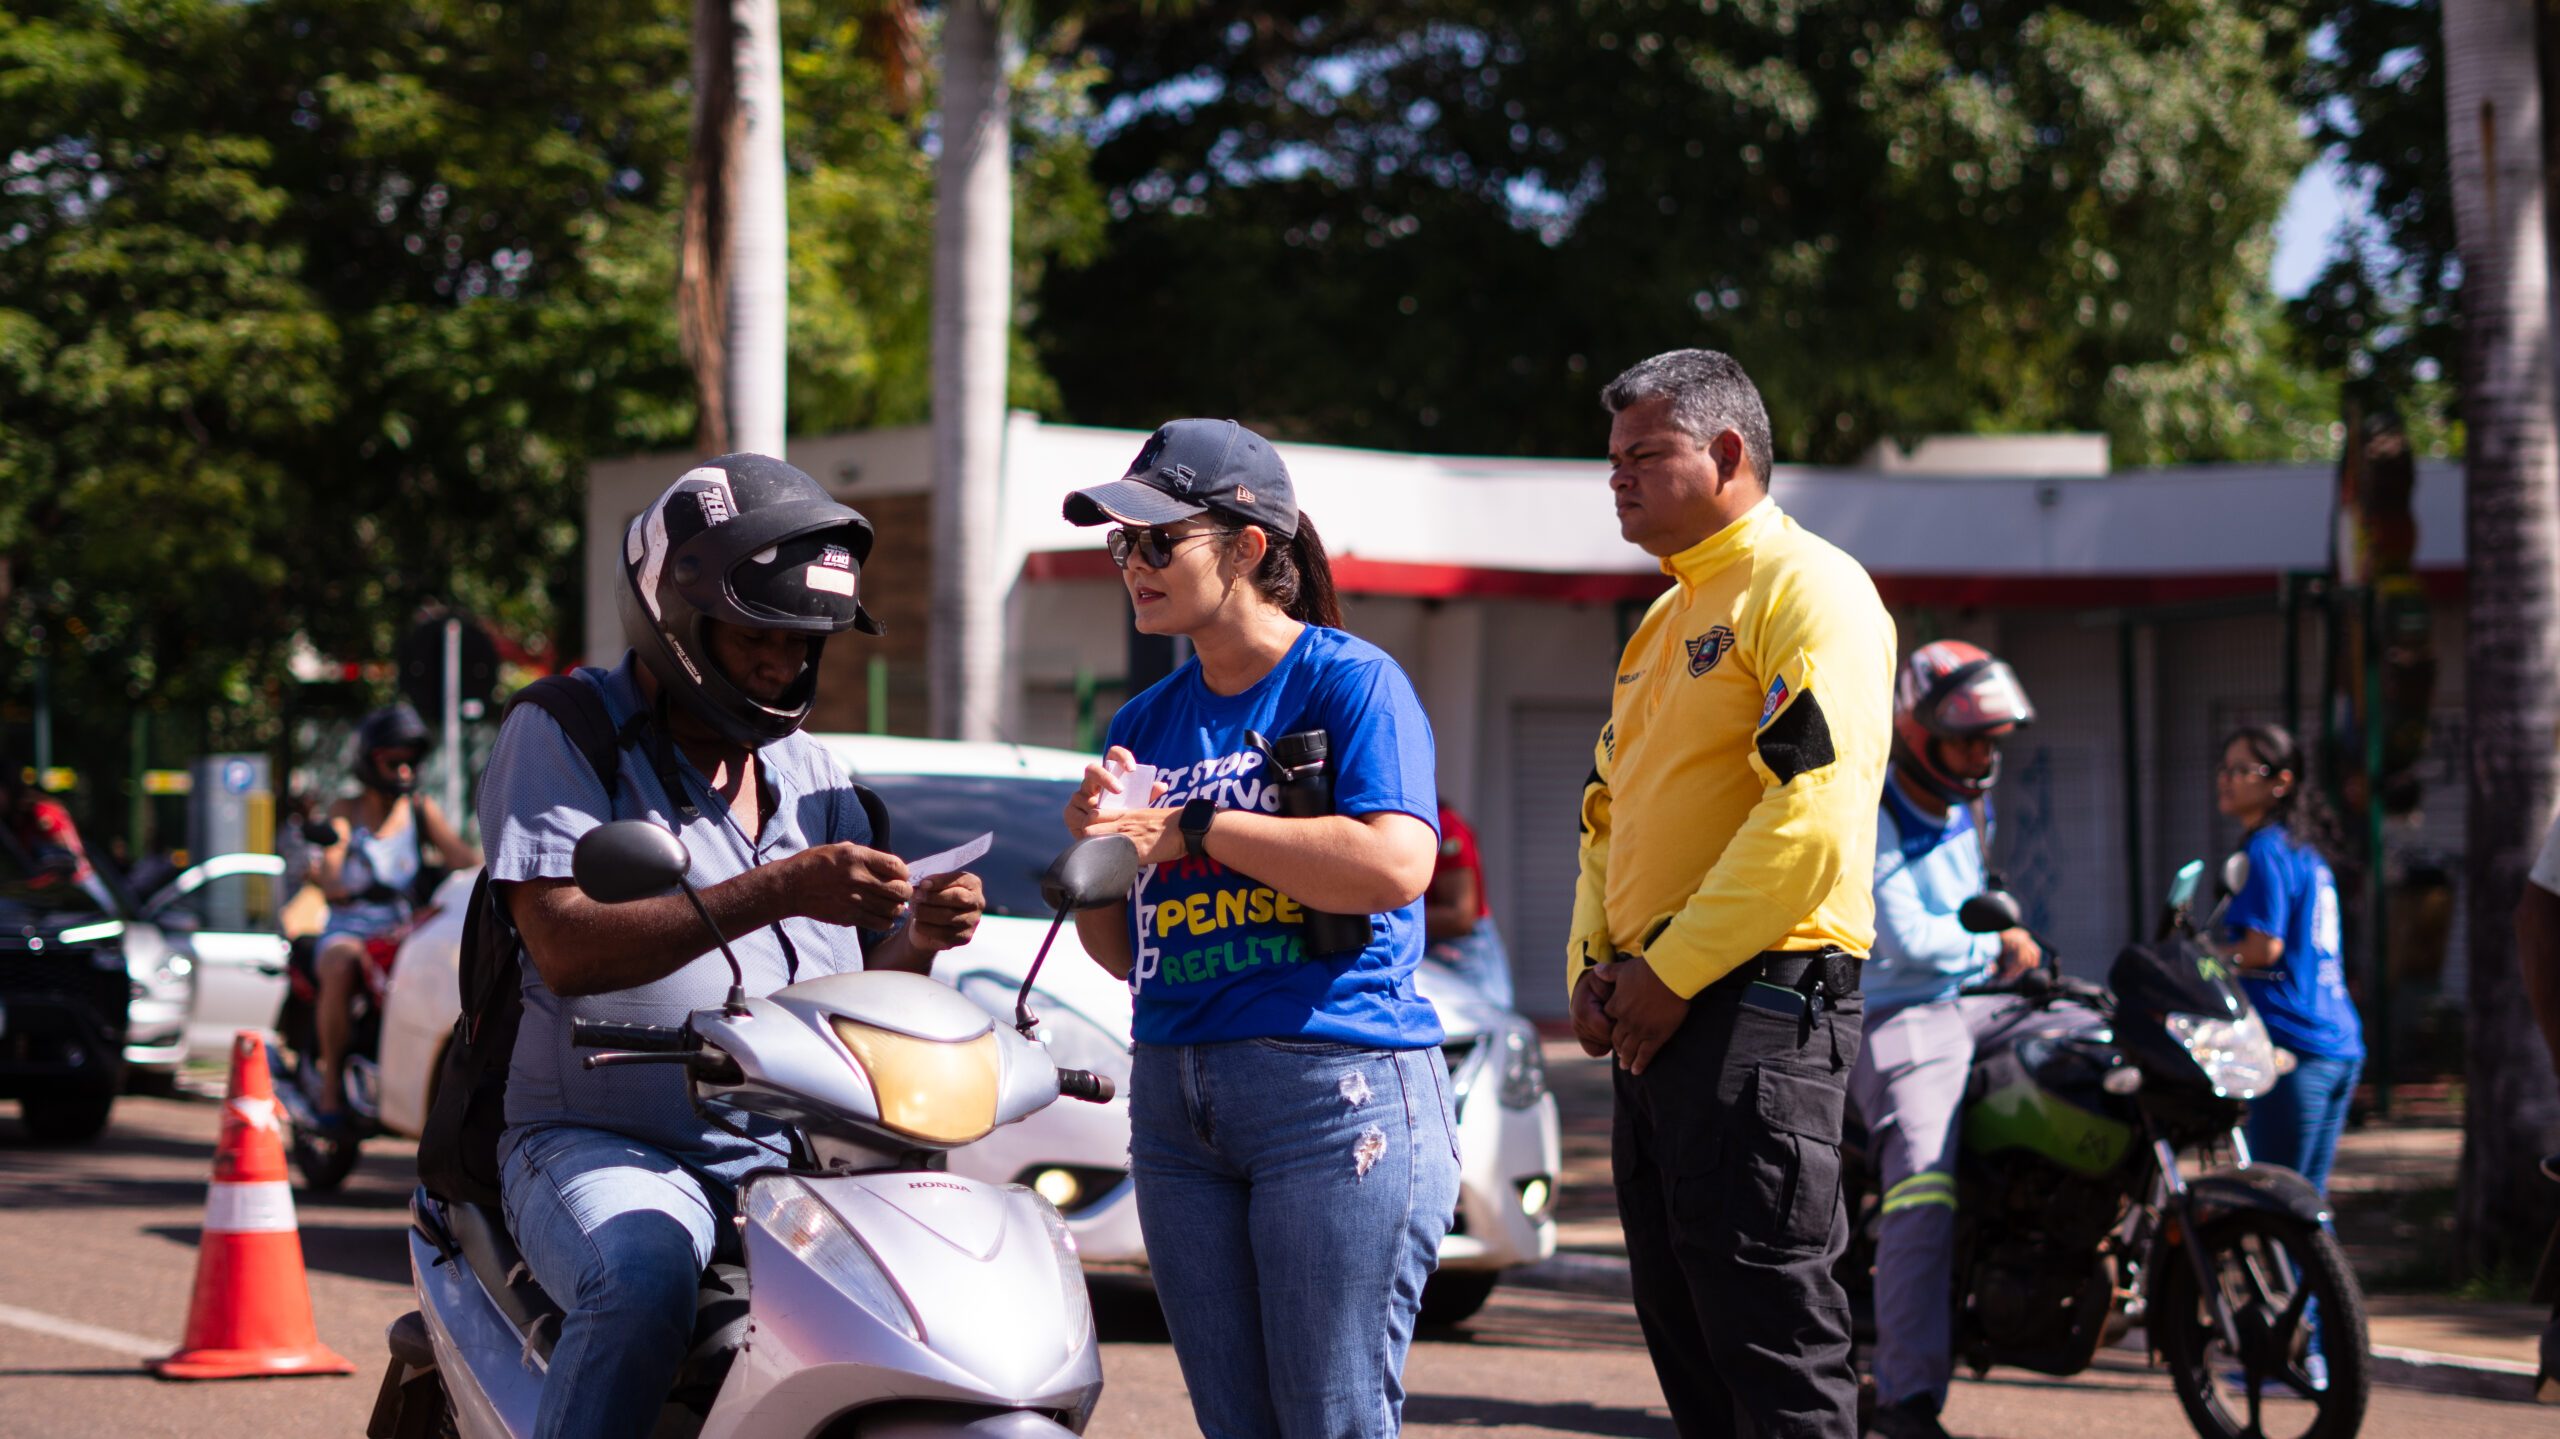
1839, 858, 2369, 1439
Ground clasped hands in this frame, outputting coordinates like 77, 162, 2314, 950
1571, 953, 1690, 1076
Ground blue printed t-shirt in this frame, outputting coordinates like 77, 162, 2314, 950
2220, 822, 2365, 1061
1105, 625, 1444, 1050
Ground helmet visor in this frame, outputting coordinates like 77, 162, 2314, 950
728, 529, 868, 631
1931, 658, 2035, 735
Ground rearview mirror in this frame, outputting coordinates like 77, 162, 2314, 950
2220, 851, 2251, 898
1040, 835, 1142, 912
1956, 890, 2023, 934
572, 821, 692, 904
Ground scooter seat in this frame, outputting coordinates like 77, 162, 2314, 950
448, 1201, 567, 1361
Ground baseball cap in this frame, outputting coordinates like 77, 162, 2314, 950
1062, 419, 1299, 539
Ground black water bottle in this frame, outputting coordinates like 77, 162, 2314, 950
1259, 729, 1375, 958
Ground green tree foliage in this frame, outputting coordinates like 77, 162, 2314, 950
0, 0, 1096, 790
2285, 0, 2461, 450
1037, 0, 2326, 465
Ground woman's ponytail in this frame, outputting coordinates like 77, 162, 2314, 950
1249, 511, 1344, 628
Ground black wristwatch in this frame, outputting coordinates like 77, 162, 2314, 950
1179, 798, 1218, 858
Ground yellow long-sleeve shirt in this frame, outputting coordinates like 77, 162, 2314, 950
1565, 497, 1896, 1000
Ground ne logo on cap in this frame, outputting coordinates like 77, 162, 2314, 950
1235, 485, 1256, 504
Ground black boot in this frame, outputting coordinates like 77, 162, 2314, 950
1867, 1395, 1953, 1439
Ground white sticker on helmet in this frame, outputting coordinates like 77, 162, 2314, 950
751, 546, 778, 565
805, 563, 857, 596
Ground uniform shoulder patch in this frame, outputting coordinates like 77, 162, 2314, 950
1756, 687, 1835, 785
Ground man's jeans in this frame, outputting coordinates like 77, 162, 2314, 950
1130, 1039, 1461, 1439
499, 1124, 758, 1439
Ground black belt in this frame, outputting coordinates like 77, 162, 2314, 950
1734, 947, 1861, 997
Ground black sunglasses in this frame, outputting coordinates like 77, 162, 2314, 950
1107, 524, 1235, 570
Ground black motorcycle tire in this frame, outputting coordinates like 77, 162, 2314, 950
292, 1121, 363, 1193
2154, 1208, 2369, 1439
1419, 1269, 1500, 1325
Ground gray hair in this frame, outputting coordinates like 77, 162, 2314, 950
1600, 349, 1774, 485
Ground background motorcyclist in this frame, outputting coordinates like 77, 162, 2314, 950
1849, 640, 2049, 1439
477, 455, 986, 1439
308, 705, 480, 1125
1, 765, 117, 911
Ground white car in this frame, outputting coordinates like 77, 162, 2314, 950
372, 734, 1560, 1322
116, 852, 296, 1081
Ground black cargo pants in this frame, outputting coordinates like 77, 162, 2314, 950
1612, 950, 1863, 1439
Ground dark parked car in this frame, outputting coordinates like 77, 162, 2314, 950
0, 836, 132, 1141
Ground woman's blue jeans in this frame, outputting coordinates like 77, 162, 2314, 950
1130, 1038, 1462, 1439
2246, 1053, 2361, 1193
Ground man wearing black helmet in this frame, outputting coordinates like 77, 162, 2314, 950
1851, 640, 2045, 1439
475, 455, 986, 1439
308, 704, 479, 1127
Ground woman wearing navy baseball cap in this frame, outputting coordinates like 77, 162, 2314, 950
1060, 419, 1458, 1439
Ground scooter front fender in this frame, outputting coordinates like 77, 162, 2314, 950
852, 1404, 1082, 1439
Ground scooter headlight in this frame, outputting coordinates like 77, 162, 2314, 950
1025, 1191, 1093, 1352
743, 1175, 921, 1341
1495, 1017, 1548, 1111
828, 1017, 1001, 1144
2164, 1010, 2280, 1099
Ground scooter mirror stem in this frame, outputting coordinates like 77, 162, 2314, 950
1017, 904, 1073, 1036
675, 877, 751, 1016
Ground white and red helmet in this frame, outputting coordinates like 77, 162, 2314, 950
1892, 640, 2035, 803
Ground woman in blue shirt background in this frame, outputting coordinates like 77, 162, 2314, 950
2213, 723, 2366, 1197
1058, 419, 1459, 1439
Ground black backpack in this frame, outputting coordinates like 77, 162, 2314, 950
417, 674, 624, 1207
415, 674, 894, 1206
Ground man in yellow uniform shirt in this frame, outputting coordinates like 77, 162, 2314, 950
1568, 349, 1894, 1439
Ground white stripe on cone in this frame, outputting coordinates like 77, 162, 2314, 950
204, 1180, 298, 1234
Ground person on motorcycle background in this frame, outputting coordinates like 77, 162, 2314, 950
475, 455, 987, 1439
308, 705, 480, 1126
0, 766, 116, 911
1850, 640, 2051, 1439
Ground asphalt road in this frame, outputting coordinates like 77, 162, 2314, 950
2, 1092, 2547, 1439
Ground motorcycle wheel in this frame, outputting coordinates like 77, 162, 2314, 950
1419, 1270, 1500, 1325
2153, 1209, 2369, 1439
291, 1120, 363, 1193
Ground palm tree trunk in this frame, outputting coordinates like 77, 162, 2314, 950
929, 0, 1012, 742
679, 0, 790, 459
2443, 0, 2560, 1278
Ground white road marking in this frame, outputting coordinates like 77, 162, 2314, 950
0, 1301, 169, 1359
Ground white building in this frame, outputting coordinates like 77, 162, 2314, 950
588, 420, 2468, 1021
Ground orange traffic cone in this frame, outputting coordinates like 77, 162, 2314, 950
151, 1031, 356, 1379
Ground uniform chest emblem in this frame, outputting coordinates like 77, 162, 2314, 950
1684, 626, 1735, 678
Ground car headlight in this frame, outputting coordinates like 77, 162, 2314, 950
2164, 1010, 2280, 1099
958, 974, 1131, 1090
1496, 1018, 1547, 1110
1024, 1190, 1094, 1352
743, 1175, 921, 1340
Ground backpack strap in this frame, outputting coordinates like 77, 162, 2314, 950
503, 673, 622, 796
853, 782, 891, 853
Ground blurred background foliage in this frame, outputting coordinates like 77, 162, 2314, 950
0, 0, 1096, 759
0, 0, 2461, 775
1035, 0, 2342, 467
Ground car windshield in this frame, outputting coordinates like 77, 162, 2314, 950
0, 828, 111, 921
854, 774, 1086, 919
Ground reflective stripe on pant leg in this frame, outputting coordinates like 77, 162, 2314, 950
1879, 1171, 1956, 1215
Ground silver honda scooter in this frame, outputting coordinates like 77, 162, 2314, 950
372, 821, 1141, 1439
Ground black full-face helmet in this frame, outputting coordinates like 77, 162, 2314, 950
617, 454, 881, 750
354, 705, 433, 796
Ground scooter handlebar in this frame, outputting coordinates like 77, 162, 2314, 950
571, 1020, 692, 1052
1057, 1069, 1116, 1103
